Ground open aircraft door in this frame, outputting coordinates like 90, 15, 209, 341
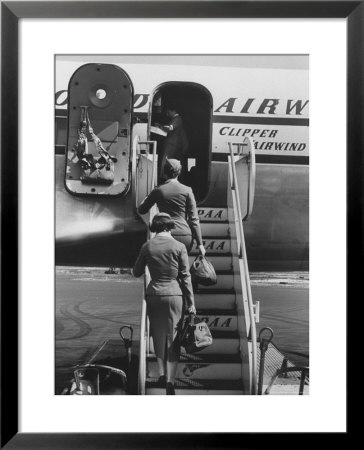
65, 63, 134, 196
132, 136, 158, 226
148, 82, 213, 202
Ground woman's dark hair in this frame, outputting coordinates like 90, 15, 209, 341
149, 214, 175, 233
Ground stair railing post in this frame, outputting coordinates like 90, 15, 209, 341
258, 327, 274, 395
299, 368, 308, 395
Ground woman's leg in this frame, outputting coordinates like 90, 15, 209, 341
166, 361, 178, 383
157, 358, 165, 377
147, 295, 168, 381
166, 296, 183, 390
166, 358, 178, 394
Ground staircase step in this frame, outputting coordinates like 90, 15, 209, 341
196, 308, 236, 315
198, 208, 228, 222
150, 353, 242, 364
216, 270, 233, 275
180, 354, 242, 363
146, 388, 244, 395
147, 361, 242, 380
190, 238, 231, 254
210, 330, 239, 339
146, 378, 243, 395
195, 288, 235, 295
194, 293, 236, 310
200, 222, 229, 237
182, 337, 240, 355
193, 274, 234, 290
149, 337, 240, 355
195, 313, 238, 332
188, 255, 233, 272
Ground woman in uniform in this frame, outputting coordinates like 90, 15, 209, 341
138, 158, 206, 256
133, 213, 196, 395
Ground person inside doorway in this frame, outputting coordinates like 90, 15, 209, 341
158, 105, 189, 182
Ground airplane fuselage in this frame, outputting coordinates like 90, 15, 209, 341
55, 57, 309, 271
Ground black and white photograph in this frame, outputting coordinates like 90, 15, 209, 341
55, 54, 309, 396
2, 1, 354, 443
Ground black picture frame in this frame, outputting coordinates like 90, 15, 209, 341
1, 1, 357, 447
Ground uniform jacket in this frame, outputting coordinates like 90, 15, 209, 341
138, 179, 203, 245
133, 234, 194, 307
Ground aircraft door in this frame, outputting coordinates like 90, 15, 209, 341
133, 136, 158, 226
148, 82, 212, 202
65, 63, 134, 196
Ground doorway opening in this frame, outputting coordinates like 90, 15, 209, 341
149, 82, 212, 202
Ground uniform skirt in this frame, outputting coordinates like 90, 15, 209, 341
172, 234, 192, 252
147, 295, 183, 362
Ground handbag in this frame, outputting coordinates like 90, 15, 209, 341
190, 255, 217, 286
179, 314, 213, 353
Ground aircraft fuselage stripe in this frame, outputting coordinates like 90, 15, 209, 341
55, 109, 308, 126
56, 145, 308, 164
211, 153, 309, 165
213, 115, 308, 126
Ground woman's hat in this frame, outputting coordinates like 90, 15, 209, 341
150, 213, 175, 232
166, 158, 182, 171
165, 158, 181, 172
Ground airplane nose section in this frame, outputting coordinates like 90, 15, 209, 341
56, 216, 123, 242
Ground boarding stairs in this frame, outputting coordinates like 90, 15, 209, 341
135, 137, 259, 394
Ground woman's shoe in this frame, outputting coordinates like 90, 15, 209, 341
166, 382, 175, 395
158, 375, 166, 386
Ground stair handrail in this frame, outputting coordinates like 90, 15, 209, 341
229, 139, 256, 220
137, 140, 158, 394
228, 143, 258, 395
132, 135, 140, 210
245, 138, 256, 220
133, 137, 158, 210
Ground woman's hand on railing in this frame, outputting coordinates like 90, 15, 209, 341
198, 245, 206, 257
188, 305, 196, 315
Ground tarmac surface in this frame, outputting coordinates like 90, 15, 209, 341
55, 267, 309, 394
252, 272, 309, 367
55, 268, 143, 393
